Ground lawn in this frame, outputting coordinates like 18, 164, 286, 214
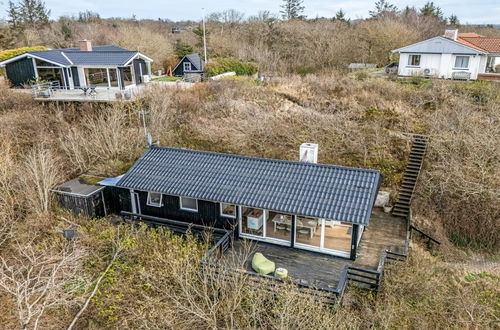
151, 75, 181, 82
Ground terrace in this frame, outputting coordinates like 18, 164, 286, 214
204, 209, 409, 299
31, 83, 145, 102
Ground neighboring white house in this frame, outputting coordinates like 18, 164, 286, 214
392, 30, 500, 81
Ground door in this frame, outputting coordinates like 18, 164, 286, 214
239, 207, 292, 246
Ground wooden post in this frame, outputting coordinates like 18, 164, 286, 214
350, 224, 359, 260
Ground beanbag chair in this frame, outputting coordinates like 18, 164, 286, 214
251, 252, 275, 275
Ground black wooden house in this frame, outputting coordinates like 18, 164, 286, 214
173, 53, 205, 77
113, 147, 382, 260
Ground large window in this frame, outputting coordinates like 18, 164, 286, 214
109, 68, 119, 87
266, 211, 292, 243
122, 66, 133, 86
147, 192, 163, 207
294, 218, 352, 256
37, 68, 63, 86
180, 197, 198, 212
84, 68, 108, 87
241, 207, 264, 237
407, 54, 421, 67
220, 203, 236, 218
454, 56, 470, 69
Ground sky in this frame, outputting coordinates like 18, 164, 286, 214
0, 0, 499, 24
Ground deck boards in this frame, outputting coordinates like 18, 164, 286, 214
354, 209, 408, 269
220, 209, 408, 289
222, 240, 352, 289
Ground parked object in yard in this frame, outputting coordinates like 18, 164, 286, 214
385, 62, 399, 74
252, 253, 276, 275
210, 72, 236, 80
375, 191, 390, 208
348, 63, 377, 72
393, 30, 500, 81
274, 267, 288, 279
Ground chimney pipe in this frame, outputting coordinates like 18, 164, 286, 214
79, 40, 92, 51
444, 29, 458, 41
299, 143, 319, 164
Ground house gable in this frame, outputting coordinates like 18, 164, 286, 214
393, 36, 486, 55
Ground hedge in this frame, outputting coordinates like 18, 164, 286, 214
205, 58, 258, 77
0, 46, 48, 62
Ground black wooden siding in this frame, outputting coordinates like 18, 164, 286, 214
71, 67, 80, 87
132, 59, 147, 85
55, 191, 105, 218
135, 191, 237, 230
173, 58, 195, 76
5, 57, 36, 86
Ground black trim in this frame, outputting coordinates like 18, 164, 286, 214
350, 224, 359, 260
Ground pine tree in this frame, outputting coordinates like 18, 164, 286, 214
7, 0, 50, 30
369, 0, 397, 18
333, 9, 349, 23
420, 2, 444, 19
448, 14, 460, 26
280, 0, 305, 20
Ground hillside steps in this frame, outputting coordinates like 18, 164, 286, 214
392, 134, 429, 218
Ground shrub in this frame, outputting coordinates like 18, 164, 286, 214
0, 46, 48, 62
205, 57, 258, 77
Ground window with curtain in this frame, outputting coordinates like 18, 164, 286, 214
407, 55, 421, 66
454, 56, 470, 69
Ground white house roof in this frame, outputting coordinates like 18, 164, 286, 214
392, 36, 486, 55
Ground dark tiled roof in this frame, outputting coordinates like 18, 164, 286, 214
64, 51, 137, 66
185, 53, 204, 71
30, 50, 72, 66
116, 147, 381, 225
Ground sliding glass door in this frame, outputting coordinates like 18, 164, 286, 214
294, 217, 352, 257
239, 207, 292, 246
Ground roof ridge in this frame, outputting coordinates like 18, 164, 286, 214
149, 146, 380, 174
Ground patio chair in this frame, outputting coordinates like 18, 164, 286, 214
251, 252, 275, 275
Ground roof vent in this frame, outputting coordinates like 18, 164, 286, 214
299, 143, 318, 164
79, 40, 93, 52
444, 29, 458, 41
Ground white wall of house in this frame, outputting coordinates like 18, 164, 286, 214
398, 53, 485, 79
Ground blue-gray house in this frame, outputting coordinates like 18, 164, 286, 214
0, 40, 153, 90
173, 53, 204, 77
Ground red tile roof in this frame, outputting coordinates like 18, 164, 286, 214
456, 33, 500, 53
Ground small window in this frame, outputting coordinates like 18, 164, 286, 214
220, 203, 236, 218
147, 192, 163, 207
180, 196, 198, 211
454, 56, 469, 69
183, 62, 192, 71
407, 55, 421, 67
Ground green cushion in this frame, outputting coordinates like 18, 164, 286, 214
251, 252, 275, 275
275, 267, 288, 279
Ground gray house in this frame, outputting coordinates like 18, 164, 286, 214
0, 40, 153, 89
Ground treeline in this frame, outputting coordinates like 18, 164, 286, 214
0, 0, 499, 74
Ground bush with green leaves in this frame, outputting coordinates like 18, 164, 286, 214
0, 46, 48, 62
205, 57, 258, 77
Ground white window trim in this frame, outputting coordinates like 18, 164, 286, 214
453, 56, 470, 70
406, 54, 421, 67
183, 62, 192, 71
180, 196, 198, 212
146, 192, 163, 207
220, 203, 237, 218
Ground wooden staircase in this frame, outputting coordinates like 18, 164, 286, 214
392, 134, 429, 218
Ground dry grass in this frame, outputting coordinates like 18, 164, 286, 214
0, 74, 498, 328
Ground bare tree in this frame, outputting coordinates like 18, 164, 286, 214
18, 146, 62, 215
0, 240, 84, 330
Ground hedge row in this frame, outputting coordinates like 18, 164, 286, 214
205, 57, 258, 77
0, 46, 48, 62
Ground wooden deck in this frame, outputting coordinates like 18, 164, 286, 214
221, 240, 352, 289
354, 209, 408, 269
218, 209, 408, 290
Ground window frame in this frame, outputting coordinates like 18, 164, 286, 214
180, 196, 198, 212
407, 54, 421, 67
453, 55, 470, 70
220, 203, 237, 218
183, 62, 192, 72
147, 192, 163, 207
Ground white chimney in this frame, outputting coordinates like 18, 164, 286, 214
444, 29, 458, 41
79, 40, 93, 51
299, 143, 318, 163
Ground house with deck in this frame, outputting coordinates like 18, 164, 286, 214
0, 40, 153, 90
392, 30, 500, 81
